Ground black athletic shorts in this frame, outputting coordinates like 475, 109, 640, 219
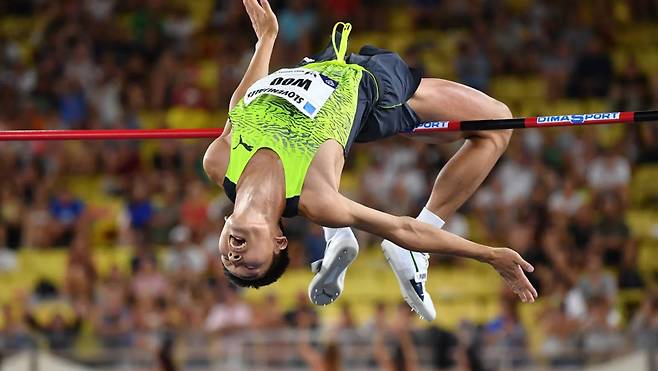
300, 38, 423, 155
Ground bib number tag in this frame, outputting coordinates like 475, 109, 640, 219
244, 68, 338, 118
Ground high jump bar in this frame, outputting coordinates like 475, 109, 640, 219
0, 110, 656, 141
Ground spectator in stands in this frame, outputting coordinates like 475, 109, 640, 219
360, 151, 394, 210
251, 293, 285, 329
48, 188, 85, 246
162, 5, 196, 47
93, 287, 132, 349
567, 36, 614, 98
156, 333, 179, 371
483, 298, 529, 368
131, 296, 168, 350
149, 50, 180, 110
211, 0, 243, 29
337, 304, 356, 330
636, 123, 658, 163
568, 203, 596, 251
278, 0, 317, 60
454, 37, 491, 92
91, 57, 123, 127
409, 0, 440, 27
548, 177, 585, 217
179, 180, 209, 236
0, 225, 17, 272
594, 194, 634, 266
56, 78, 88, 129
285, 291, 319, 328
20, 188, 53, 250
304, 224, 327, 265
163, 225, 207, 275
496, 139, 536, 207
541, 41, 574, 100
122, 181, 154, 244
24, 303, 83, 352
178, 300, 212, 366
296, 310, 343, 371
150, 175, 182, 244
65, 42, 99, 97
575, 253, 617, 303
64, 237, 97, 304
587, 147, 631, 198
541, 228, 580, 286
131, 257, 167, 300
322, 0, 361, 21
630, 293, 658, 347
372, 303, 418, 371
204, 286, 251, 334
618, 242, 645, 290
581, 296, 624, 362
0, 303, 34, 352
85, 0, 116, 22
153, 140, 183, 173
611, 57, 653, 111
541, 303, 584, 367
0, 188, 24, 249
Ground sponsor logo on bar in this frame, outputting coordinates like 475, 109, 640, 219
536, 112, 620, 125
412, 121, 450, 131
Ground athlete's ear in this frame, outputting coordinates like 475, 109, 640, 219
274, 236, 288, 251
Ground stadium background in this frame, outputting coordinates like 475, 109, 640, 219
0, 0, 658, 370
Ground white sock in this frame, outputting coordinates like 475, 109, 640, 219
323, 227, 337, 241
323, 227, 353, 241
416, 207, 445, 229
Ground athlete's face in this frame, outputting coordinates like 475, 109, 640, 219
219, 215, 287, 279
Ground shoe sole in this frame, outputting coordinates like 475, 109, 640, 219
382, 242, 436, 321
308, 238, 358, 306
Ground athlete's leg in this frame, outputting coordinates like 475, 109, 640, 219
381, 78, 513, 321
407, 78, 513, 220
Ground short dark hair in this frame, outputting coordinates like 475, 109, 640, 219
223, 248, 290, 289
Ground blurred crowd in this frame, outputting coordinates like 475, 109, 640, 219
1, 0, 658, 369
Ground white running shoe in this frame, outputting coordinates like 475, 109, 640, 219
308, 233, 359, 306
381, 240, 436, 321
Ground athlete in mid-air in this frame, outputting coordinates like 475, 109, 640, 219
203, 0, 537, 320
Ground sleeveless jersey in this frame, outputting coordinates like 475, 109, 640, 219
224, 23, 364, 216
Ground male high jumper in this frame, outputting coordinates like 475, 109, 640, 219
203, 0, 537, 320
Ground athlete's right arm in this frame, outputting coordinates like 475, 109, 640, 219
229, 0, 278, 110
302, 193, 538, 303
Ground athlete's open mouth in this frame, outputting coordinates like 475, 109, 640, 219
229, 235, 246, 248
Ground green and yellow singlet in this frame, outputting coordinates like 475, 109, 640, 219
223, 23, 366, 217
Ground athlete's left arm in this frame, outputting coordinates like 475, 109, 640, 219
229, 0, 278, 110
302, 193, 538, 303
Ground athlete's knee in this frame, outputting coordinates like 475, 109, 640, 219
469, 100, 513, 151
492, 101, 514, 150
468, 128, 512, 154
489, 128, 513, 153
493, 100, 513, 120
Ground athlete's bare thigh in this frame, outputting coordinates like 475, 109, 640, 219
406, 78, 509, 143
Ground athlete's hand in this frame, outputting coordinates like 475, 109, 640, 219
489, 248, 538, 303
244, 0, 278, 42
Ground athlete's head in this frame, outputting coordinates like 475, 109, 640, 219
219, 215, 289, 288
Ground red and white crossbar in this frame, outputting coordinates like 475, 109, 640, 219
0, 110, 656, 141
406, 110, 658, 134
